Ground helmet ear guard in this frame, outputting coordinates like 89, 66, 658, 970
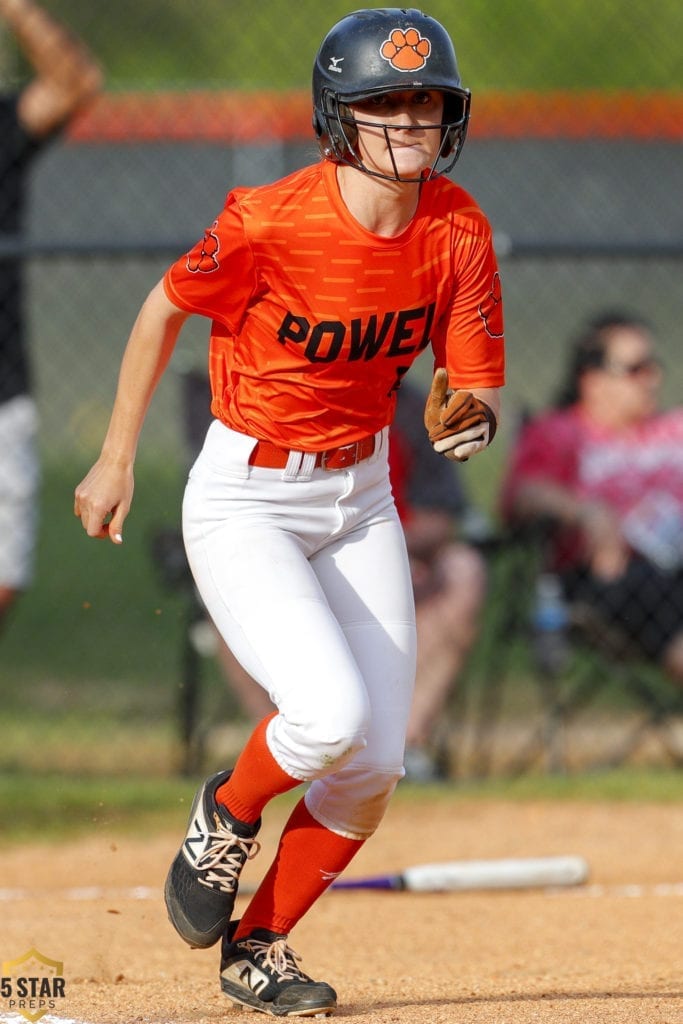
440, 90, 470, 165
315, 93, 359, 162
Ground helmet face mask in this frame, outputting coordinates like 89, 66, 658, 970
313, 8, 471, 182
320, 89, 469, 182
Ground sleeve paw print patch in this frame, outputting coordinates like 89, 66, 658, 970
187, 222, 220, 273
380, 27, 432, 71
478, 272, 504, 339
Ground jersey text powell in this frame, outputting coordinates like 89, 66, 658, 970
164, 160, 504, 450
276, 302, 435, 363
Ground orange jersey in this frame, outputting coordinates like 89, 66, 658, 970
164, 159, 504, 450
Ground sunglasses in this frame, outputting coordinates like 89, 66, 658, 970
601, 356, 662, 378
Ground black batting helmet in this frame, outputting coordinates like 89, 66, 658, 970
312, 8, 470, 181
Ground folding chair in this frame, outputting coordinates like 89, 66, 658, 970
459, 526, 547, 777
464, 523, 683, 777
535, 598, 683, 771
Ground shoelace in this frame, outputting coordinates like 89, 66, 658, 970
196, 820, 261, 892
248, 937, 310, 982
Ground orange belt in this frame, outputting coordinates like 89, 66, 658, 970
249, 435, 377, 471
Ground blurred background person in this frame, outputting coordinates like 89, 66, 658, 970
0, 0, 102, 631
390, 379, 487, 781
502, 311, 683, 684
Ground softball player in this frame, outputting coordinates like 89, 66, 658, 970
75, 8, 504, 1017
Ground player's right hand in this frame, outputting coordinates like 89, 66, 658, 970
424, 368, 497, 461
73, 458, 134, 543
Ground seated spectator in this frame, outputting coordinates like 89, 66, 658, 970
502, 311, 683, 683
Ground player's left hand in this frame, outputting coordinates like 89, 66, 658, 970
424, 368, 497, 462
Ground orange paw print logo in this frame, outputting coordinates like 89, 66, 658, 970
380, 27, 432, 72
187, 222, 220, 273
478, 272, 504, 339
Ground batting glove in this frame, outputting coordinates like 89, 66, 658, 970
424, 368, 497, 462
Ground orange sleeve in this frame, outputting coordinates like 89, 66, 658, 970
431, 211, 505, 390
163, 190, 258, 332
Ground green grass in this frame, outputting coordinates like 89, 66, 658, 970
0, 772, 196, 844
0, 768, 303, 845
1, 766, 681, 847
410, 767, 683, 803
3, 455, 188, 692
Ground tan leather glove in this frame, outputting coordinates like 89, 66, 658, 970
424, 368, 497, 462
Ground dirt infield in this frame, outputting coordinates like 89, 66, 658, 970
2, 796, 683, 1024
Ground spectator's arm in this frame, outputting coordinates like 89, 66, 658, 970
1, 0, 103, 138
501, 410, 579, 527
510, 478, 587, 528
512, 479, 629, 580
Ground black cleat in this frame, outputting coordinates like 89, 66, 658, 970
220, 926, 337, 1017
164, 770, 261, 948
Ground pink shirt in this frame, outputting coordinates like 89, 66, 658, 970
502, 405, 683, 570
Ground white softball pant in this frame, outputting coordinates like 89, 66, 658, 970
182, 420, 416, 840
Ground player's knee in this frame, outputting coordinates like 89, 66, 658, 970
306, 763, 402, 839
270, 698, 371, 778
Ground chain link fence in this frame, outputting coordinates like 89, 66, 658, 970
2, 0, 682, 777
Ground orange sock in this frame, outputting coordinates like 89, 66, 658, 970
233, 797, 364, 939
215, 712, 301, 824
